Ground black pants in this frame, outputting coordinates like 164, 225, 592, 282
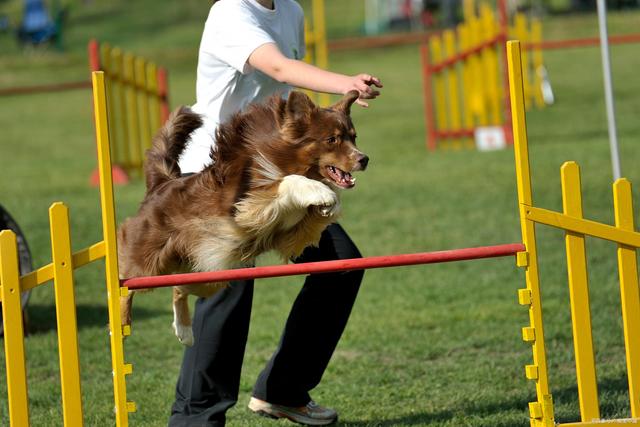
168, 223, 364, 427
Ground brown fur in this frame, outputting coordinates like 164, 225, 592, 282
117, 90, 368, 345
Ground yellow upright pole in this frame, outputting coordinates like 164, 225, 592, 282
124, 53, 142, 172
481, 5, 501, 125
463, 0, 475, 21
443, 29, 461, 149
468, 14, 487, 126
135, 57, 151, 168
312, 0, 330, 106
561, 162, 600, 421
50, 202, 84, 427
531, 20, 545, 109
507, 40, 555, 427
613, 179, 640, 417
109, 48, 124, 168
111, 48, 130, 171
514, 13, 531, 109
146, 62, 161, 139
92, 71, 135, 427
459, 23, 475, 149
101, 43, 122, 166
0, 230, 30, 427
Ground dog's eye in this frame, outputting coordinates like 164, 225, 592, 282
327, 136, 338, 144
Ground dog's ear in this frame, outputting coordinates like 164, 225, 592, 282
285, 91, 316, 122
330, 90, 359, 115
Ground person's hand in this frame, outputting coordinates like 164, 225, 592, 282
345, 74, 383, 107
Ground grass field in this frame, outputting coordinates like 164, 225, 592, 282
2, 1, 640, 426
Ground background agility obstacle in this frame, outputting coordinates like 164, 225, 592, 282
421, 0, 547, 151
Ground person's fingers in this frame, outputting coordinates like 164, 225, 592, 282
360, 74, 383, 88
368, 76, 383, 88
359, 85, 374, 96
358, 88, 380, 99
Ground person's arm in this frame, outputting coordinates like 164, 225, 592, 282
248, 42, 382, 107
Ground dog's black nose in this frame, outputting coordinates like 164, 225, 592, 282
359, 155, 369, 170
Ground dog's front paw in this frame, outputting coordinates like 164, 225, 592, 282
172, 321, 194, 347
280, 175, 339, 213
314, 199, 341, 217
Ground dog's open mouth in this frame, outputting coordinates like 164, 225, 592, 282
326, 165, 356, 189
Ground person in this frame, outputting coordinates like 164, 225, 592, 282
169, 0, 382, 426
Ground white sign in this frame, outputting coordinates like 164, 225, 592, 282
475, 126, 506, 151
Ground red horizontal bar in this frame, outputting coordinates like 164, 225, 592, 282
0, 80, 92, 97
430, 33, 504, 73
121, 243, 525, 290
328, 31, 432, 51
524, 33, 640, 50
435, 129, 476, 139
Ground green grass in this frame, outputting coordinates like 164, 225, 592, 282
2, 1, 640, 426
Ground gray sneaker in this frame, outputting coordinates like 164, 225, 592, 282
248, 397, 338, 426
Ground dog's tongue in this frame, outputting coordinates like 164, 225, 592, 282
328, 166, 355, 188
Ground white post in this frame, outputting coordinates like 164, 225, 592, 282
365, 0, 380, 35
597, 0, 621, 180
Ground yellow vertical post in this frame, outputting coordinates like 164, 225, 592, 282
468, 15, 487, 127
459, 23, 474, 149
613, 179, 640, 417
304, 16, 314, 62
508, 40, 555, 427
124, 53, 142, 173
101, 43, 121, 167
463, 0, 475, 21
109, 48, 132, 170
0, 230, 30, 427
312, 0, 329, 106
431, 36, 447, 149
481, 5, 501, 125
443, 29, 461, 149
108, 47, 122, 169
561, 162, 600, 422
92, 71, 135, 427
49, 202, 84, 427
146, 62, 161, 139
514, 14, 531, 109
531, 20, 545, 109
135, 57, 151, 159
303, 17, 318, 105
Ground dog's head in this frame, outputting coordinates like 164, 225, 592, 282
278, 90, 369, 190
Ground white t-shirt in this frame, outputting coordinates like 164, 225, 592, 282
178, 0, 306, 173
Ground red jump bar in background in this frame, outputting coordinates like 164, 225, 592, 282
524, 33, 640, 50
121, 243, 526, 290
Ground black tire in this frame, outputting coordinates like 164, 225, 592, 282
0, 204, 33, 336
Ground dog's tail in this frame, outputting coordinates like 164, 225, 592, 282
145, 106, 203, 191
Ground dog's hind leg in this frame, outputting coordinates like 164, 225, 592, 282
120, 292, 134, 327
172, 286, 194, 346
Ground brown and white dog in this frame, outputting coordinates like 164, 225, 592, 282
117, 90, 369, 345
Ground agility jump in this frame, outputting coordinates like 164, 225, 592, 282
1, 41, 640, 427
421, 0, 546, 151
